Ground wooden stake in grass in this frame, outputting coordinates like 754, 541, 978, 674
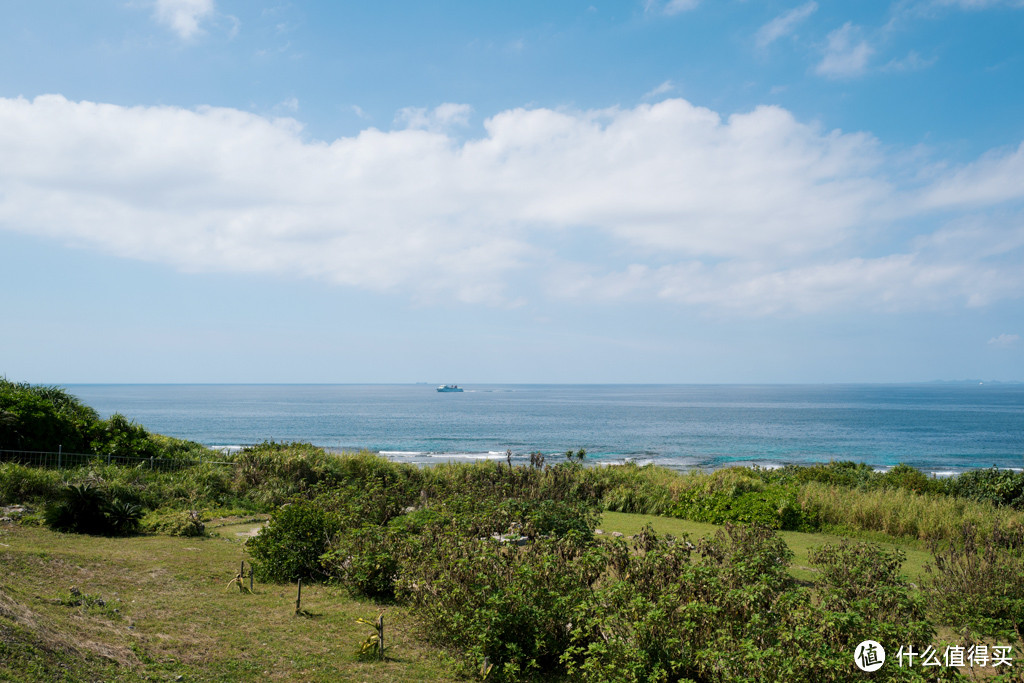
226, 561, 252, 593
295, 578, 302, 615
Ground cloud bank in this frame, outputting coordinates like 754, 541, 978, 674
0, 95, 1022, 313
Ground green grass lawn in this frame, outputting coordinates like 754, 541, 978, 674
0, 520, 457, 683
598, 510, 934, 583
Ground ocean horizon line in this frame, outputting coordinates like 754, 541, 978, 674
58, 379, 1024, 386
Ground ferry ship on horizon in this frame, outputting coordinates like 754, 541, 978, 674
436, 384, 464, 392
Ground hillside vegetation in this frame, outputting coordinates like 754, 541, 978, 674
2, 382, 1023, 681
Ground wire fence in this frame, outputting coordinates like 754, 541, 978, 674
0, 449, 235, 471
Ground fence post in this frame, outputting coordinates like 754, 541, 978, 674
58, 445, 62, 470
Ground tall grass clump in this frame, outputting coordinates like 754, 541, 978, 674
0, 462, 64, 504
230, 443, 422, 510
798, 480, 1024, 542
581, 462, 681, 515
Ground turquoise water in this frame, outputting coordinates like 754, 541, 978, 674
65, 384, 1024, 474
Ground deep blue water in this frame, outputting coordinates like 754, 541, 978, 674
64, 384, 1024, 474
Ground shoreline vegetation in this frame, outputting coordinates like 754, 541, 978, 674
2, 380, 1024, 681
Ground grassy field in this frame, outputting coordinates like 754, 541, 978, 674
1, 510, 947, 682
0, 517, 457, 683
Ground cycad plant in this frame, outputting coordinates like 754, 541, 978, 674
43, 483, 142, 536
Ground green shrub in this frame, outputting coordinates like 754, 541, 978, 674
670, 484, 807, 530
229, 444, 421, 511
44, 483, 108, 534
322, 525, 403, 600
245, 499, 342, 583
141, 508, 206, 537
399, 531, 606, 682
925, 523, 1024, 639
869, 463, 944, 496
770, 460, 877, 489
566, 525, 825, 683
809, 541, 933, 650
91, 413, 157, 459
104, 498, 143, 535
946, 467, 1024, 509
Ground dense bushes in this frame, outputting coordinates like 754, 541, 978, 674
946, 467, 1024, 509
670, 481, 806, 529
561, 524, 946, 683
241, 456, 1003, 681
0, 378, 214, 461
925, 523, 1024, 640
0, 380, 99, 453
9, 431, 1024, 679
387, 517, 950, 681
401, 533, 604, 681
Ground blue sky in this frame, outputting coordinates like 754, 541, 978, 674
2, 0, 1023, 383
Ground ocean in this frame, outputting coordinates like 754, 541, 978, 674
65, 383, 1024, 475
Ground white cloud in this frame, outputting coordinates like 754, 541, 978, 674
0, 94, 1022, 313
153, 0, 215, 40
932, 0, 1024, 8
645, 0, 701, 16
915, 142, 1024, 209
989, 333, 1021, 347
816, 23, 874, 78
756, 2, 818, 48
664, 0, 701, 13
548, 236, 1024, 315
882, 50, 938, 72
643, 80, 676, 99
